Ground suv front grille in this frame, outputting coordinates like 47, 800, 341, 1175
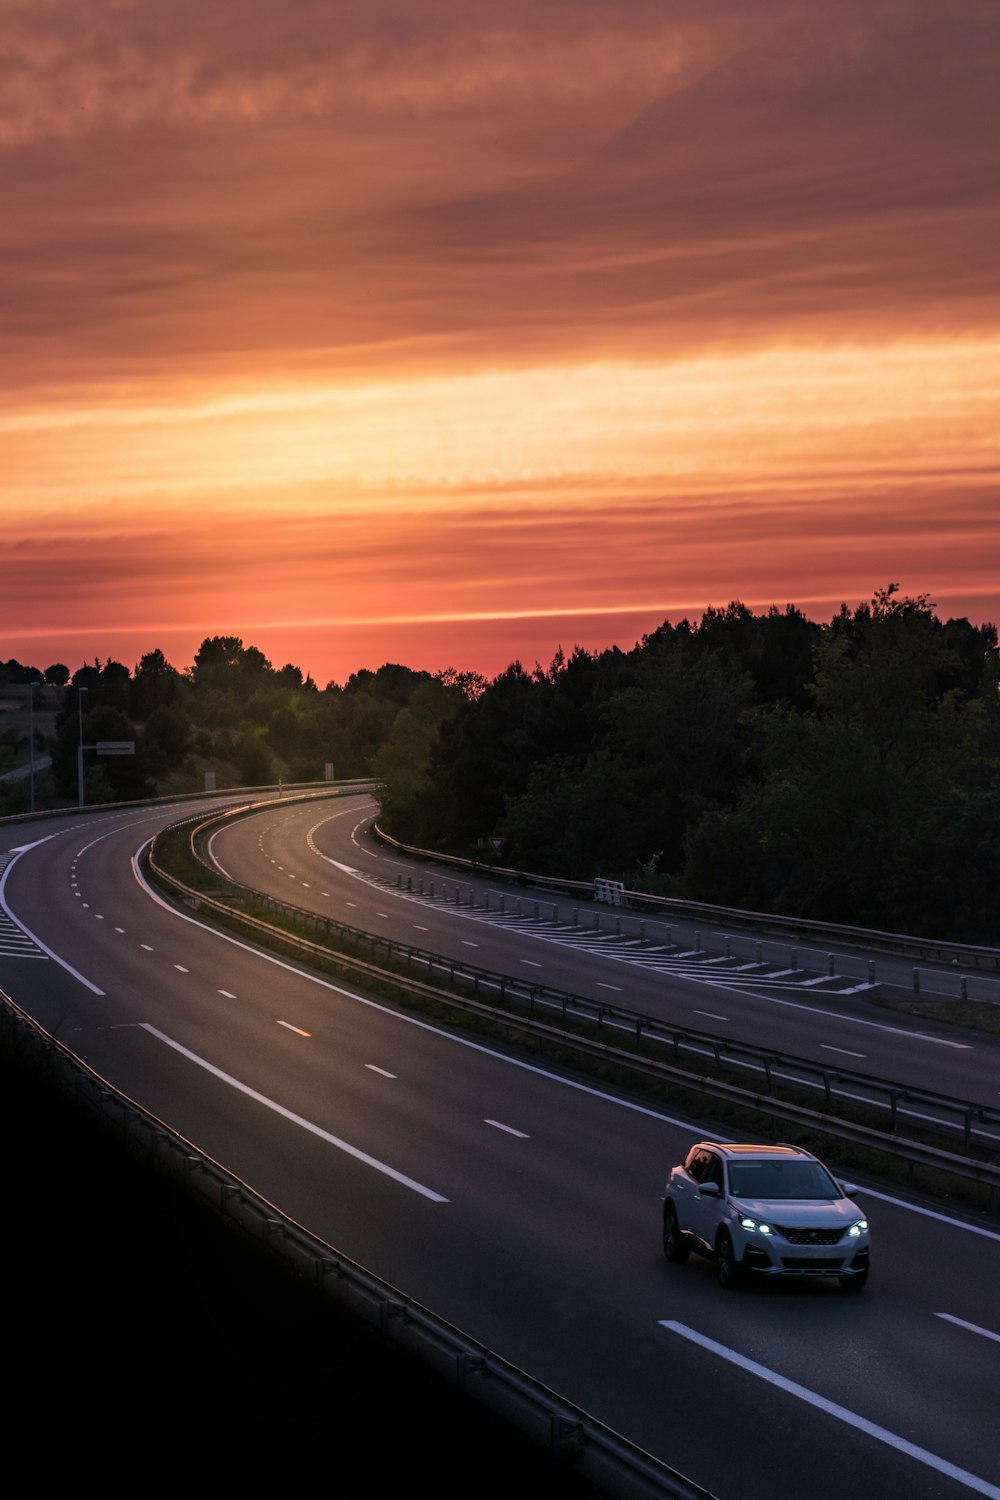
775, 1226, 844, 1246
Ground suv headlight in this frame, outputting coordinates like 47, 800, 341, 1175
739, 1216, 774, 1235
847, 1219, 869, 1237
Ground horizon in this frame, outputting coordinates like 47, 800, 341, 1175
4, 583, 996, 691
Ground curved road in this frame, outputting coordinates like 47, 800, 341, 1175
2, 792, 999, 1500
217, 796, 1000, 1114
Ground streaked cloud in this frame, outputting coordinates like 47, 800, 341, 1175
2, 2, 998, 680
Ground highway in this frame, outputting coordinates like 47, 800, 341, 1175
2, 791, 999, 1500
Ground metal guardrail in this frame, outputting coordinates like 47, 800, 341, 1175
372, 823, 1000, 973
147, 812, 1000, 1203
0, 778, 378, 827
0, 986, 715, 1500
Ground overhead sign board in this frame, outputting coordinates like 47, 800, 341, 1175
96, 740, 135, 756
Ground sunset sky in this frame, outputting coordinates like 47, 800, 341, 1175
4, 1, 999, 686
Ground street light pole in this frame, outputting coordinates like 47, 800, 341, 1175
77, 685, 88, 808
28, 680, 35, 814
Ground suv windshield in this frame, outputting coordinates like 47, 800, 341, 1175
728, 1159, 840, 1200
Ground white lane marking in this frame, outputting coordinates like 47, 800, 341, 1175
366, 1065, 397, 1078
141, 943, 154, 951
462, 940, 479, 948
0, 849, 105, 995
712, 988, 973, 1048
277, 1020, 311, 1037
140, 1024, 448, 1202
130, 843, 1000, 1242
376, 911, 388, 918
413, 925, 429, 931
597, 982, 622, 991
173, 964, 189, 973
356, 868, 974, 1045
205, 826, 236, 881
94, 913, 104, 920
485, 1120, 529, 1138
115, 926, 125, 933
822, 1045, 867, 1059
854, 1187, 1000, 1242
936, 1313, 1000, 1345
521, 960, 542, 967
694, 1010, 728, 1021
219, 990, 237, 999
660, 1322, 1000, 1499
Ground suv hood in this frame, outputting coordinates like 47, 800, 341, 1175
732, 1196, 860, 1227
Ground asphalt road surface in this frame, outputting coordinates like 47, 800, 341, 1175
2, 791, 999, 1500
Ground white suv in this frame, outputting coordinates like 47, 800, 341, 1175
662, 1142, 870, 1290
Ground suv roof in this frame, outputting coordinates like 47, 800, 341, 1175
693, 1142, 812, 1159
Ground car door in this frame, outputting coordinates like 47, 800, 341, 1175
685, 1149, 725, 1251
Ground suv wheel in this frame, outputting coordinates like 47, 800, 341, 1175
716, 1230, 744, 1290
663, 1204, 690, 1264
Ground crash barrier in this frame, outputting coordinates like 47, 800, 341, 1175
0, 778, 378, 828
372, 825, 1000, 974
147, 814, 1000, 1201
0, 986, 715, 1500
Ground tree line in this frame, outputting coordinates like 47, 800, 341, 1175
373, 587, 1000, 946
0, 637, 436, 811
3, 589, 998, 944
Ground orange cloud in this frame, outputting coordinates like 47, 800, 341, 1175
2, 3, 999, 681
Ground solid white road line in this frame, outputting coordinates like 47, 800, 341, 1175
936, 1312, 1000, 1345
140, 1024, 449, 1203
710, 988, 973, 1047
857, 1188, 1000, 1242
660, 1321, 1000, 1499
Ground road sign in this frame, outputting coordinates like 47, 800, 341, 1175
594, 877, 625, 906
96, 740, 135, 755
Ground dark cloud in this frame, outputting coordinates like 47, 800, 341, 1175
11, 4, 998, 382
